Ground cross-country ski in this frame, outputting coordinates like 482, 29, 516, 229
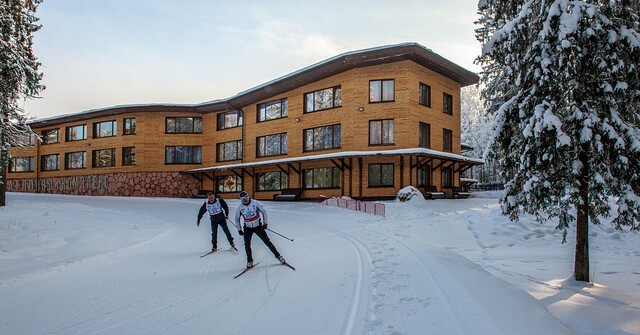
233, 263, 259, 279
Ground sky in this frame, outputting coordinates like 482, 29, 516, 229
25, 0, 482, 120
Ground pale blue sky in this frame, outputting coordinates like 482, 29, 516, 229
26, 0, 481, 119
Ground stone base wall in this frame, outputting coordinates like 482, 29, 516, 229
6, 171, 200, 198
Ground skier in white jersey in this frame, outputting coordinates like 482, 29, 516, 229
233, 191, 285, 268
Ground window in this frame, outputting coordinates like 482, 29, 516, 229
257, 133, 287, 157
217, 175, 243, 193
65, 151, 86, 169
369, 119, 394, 145
304, 124, 341, 152
369, 163, 394, 187
256, 171, 288, 191
166, 117, 202, 134
419, 83, 431, 107
41, 129, 59, 144
304, 86, 342, 113
418, 165, 431, 186
442, 166, 453, 187
217, 140, 243, 162
217, 110, 243, 130
165, 146, 202, 164
93, 148, 115, 168
443, 92, 453, 115
258, 98, 287, 122
41, 154, 59, 171
369, 79, 394, 102
66, 125, 87, 142
303, 167, 340, 189
124, 118, 136, 135
122, 147, 135, 166
94, 120, 117, 138
419, 122, 431, 148
9, 157, 34, 172
443, 128, 453, 152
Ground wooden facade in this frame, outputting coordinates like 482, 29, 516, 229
6, 43, 482, 200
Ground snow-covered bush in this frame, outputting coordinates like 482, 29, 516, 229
396, 186, 425, 202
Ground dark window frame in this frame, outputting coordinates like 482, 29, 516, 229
369, 79, 395, 103
442, 166, 453, 188
304, 85, 342, 113
443, 128, 453, 152
303, 167, 341, 189
256, 133, 287, 158
417, 164, 431, 187
303, 124, 341, 152
65, 151, 86, 170
217, 110, 244, 130
41, 154, 59, 171
9, 156, 34, 173
368, 163, 395, 187
92, 148, 116, 168
217, 140, 243, 162
65, 124, 87, 142
419, 122, 431, 148
122, 146, 136, 166
419, 82, 431, 107
256, 171, 288, 191
165, 145, 202, 164
123, 118, 136, 135
216, 175, 243, 193
257, 98, 288, 123
93, 120, 117, 139
369, 119, 395, 146
165, 117, 202, 134
41, 129, 59, 145
443, 92, 453, 115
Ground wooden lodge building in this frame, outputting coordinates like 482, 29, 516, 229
6, 43, 483, 201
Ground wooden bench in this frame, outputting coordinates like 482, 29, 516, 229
423, 185, 445, 199
451, 186, 471, 199
273, 188, 301, 201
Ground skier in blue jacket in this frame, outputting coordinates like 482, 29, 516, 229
197, 192, 235, 252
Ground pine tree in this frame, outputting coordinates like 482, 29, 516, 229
476, 0, 640, 282
0, 0, 44, 206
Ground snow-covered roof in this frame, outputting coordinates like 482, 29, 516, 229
188, 148, 484, 172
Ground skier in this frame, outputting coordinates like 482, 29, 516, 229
233, 191, 285, 268
197, 192, 235, 252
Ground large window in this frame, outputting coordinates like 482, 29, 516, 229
165, 146, 202, 164
419, 122, 431, 148
418, 165, 431, 187
124, 118, 136, 135
303, 167, 340, 189
217, 110, 243, 130
9, 157, 34, 172
65, 151, 86, 169
41, 154, 59, 171
122, 147, 135, 166
442, 166, 453, 187
217, 175, 243, 193
166, 117, 202, 134
256, 171, 288, 191
257, 133, 287, 157
304, 124, 341, 152
419, 83, 431, 107
369, 79, 394, 102
41, 129, 59, 144
443, 92, 453, 115
369, 119, 394, 145
94, 121, 117, 138
304, 86, 342, 113
258, 98, 287, 122
368, 163, 394, 187
66, 125, 87, 142
93, 148, 115, 168
217, 140, 243, 162
443, 128, 453, 152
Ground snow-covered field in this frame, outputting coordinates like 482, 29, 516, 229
0, 192, 638, 335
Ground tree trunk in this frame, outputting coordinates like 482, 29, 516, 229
0, 165, 6, 207
574, 145, 590, 282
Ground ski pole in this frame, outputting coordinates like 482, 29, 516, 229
267, 228, 294, 242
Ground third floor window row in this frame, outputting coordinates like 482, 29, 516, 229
41, 118, 137, 144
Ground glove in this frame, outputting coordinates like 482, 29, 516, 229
263, 223, 268, 230
238, 230, 244, 236
197, 220, 200, 227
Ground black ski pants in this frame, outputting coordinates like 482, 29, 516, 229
243, 225, 280, 263
211, 218, 234, 249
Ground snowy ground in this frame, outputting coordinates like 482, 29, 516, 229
0, 192, 638, 335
